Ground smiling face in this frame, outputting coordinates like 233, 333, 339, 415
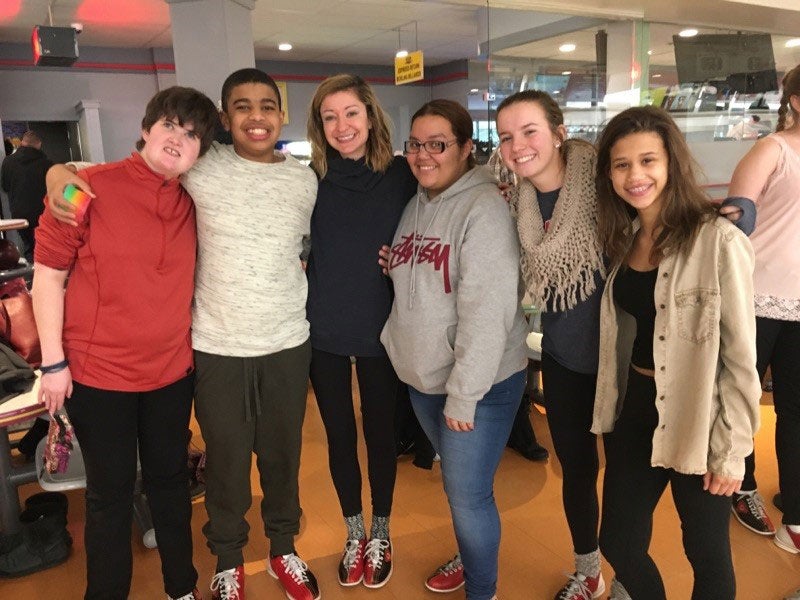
406, 114, 472, 199
320, 89, 370, 160
496, 100, 566, 192
221, 82, 284, 163
609, 130, 669, 222
140, 117, 202, 180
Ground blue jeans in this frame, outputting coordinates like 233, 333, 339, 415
409, 369, 525, 600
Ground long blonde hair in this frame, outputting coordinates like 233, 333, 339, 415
307, 74, 394, 178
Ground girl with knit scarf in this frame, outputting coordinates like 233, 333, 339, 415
495, 90, 608, 600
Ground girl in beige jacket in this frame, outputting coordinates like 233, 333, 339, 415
592, 106, 761, 600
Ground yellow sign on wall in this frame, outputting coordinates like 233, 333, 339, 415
395, 51, 424, 85
276, 81, 289, 124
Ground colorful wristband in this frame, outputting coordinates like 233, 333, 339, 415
40, 359, 69, 374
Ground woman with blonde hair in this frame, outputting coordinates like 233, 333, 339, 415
305, 74, 417, 589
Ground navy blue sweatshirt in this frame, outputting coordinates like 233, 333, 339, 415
306, 154, 417, 356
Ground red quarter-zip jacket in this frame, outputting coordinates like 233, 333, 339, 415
35, 152, 196, 391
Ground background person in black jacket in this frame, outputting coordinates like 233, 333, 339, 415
1, 130, 53, 261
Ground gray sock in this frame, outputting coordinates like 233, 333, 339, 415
610, 578, 633, 600
370, 515, 390, 540
344, 513, 365, 540
575, 549, 601, 578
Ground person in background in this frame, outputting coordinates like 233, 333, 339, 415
592, 105, 761, 600
381, 99, 528, 600
726, 65, 800, 570
305, 74, 417, 589
1, 130, 53, 260
32, 86, 218, 600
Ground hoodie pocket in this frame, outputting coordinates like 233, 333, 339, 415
675, 288, 719, 344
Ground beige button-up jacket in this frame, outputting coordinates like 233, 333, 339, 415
592, 217, 761, 480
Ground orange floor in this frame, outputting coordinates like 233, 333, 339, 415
4, 384, 798, 599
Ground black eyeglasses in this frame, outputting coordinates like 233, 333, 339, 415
404, 139, 458, 154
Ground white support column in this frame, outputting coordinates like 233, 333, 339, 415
165, 0, 257, 103
75, 100, 105, 163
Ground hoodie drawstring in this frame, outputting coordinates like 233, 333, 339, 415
409, 190, 444, 310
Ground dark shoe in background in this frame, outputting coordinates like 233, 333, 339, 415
188, 449, 206, 500
16, 417, 50, 460
0, 502, 72, 578
730, 491, 776, 535
507, 394, 549, 462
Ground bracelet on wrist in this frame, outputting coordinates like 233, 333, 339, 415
40, 359, 69, 374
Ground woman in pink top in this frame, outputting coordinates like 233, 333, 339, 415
727, 64, 800, 562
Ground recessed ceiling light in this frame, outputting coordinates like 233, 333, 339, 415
553, 90, 561, 94
559, 43, 576, 53
679, 29, 698, 38
396, 49, 409, 58
561, 71, 572, 75
786, 38, 800, 48
278, 43, 292, 51
647, 50, 654, 55
652, 73, 662, 78
470, 88, 480, 93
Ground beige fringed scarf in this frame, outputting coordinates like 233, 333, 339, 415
511, 138, 605, 312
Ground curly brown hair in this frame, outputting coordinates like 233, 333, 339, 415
595, 106, 715, 266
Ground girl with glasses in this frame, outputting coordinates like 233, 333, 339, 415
381, 99, 528, 600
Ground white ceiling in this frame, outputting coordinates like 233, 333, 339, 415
1, 0, 799, 67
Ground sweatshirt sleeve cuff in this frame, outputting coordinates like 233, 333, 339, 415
443, 396, 478, 424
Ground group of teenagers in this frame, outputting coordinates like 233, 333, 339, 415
27, 60, 800, 600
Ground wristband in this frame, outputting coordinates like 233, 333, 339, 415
40, 359, 69, 374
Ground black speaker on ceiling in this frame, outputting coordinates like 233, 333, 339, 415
31, 26, 79, 67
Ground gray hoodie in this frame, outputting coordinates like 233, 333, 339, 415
380, 166, 528, 422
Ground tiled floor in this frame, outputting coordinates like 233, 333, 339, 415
5, 384, 798, 599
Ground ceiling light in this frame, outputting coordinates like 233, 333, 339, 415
559, 43, 576, 53
679, 29, 698, 38
470, 88, 479, 93
562, 71, 572, 75
396, 49, 409, 58
647, 50, 654, 55
652, 73, 662, 78
786, 38, 800, 48
278, 43, 292, 51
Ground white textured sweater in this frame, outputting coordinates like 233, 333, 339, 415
182, 143, 317, 356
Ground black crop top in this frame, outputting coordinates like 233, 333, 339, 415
613, 265, 658, 370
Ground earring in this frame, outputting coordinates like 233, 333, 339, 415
555, 142, 561, 148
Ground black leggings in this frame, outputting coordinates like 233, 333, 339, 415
541, 352, 599, 554
742, 317, 800, 524
599, 368, 734, 600
310, 348, 399, 518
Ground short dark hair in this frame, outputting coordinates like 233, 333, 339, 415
411, 99, 475, 169
221, 68, 282, 113
136, 86, 218, 156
